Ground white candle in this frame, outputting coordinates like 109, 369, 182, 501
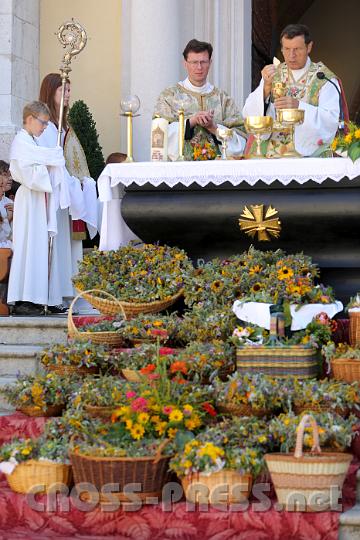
150, 117, 168, 161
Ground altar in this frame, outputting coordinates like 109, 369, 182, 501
98, 157, 360, 304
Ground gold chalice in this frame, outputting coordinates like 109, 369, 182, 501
216, 127, 233, 160
244, 116, 273, 159
275, 109, 304, 158
271, 82, 288, 131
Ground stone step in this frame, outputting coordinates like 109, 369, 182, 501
0, 316, 68, 345
0, 375, 16, 414
0, 344, 42, 377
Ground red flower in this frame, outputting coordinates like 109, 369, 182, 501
140, 363, 156, 375
202, 402, 217, 417
150, 329, 168, 337
159, 347, 177, 356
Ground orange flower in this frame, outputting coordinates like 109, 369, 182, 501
170, 361, 188, 375
140, 363, 156, 375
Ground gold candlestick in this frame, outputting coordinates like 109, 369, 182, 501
120, 95, 140, 163
177, 108, 185, 161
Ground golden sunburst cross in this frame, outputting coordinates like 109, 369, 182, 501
238, 204, 281, 241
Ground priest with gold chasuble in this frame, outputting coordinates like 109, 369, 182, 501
243, 24, 342, 158
154, 39, 247, 161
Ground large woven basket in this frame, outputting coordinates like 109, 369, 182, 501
16, 404, 65, 417
69, 440, 170, 503
349, 310, 360, 348
217, 402, 270, 418
6, 460, 73, 494
265, 414, 352, 512
84, 405, 119, 419
236, 345, 319, 378
181, 469, 252, 505
76, 288, 184, 318
45, 363, 98, 377
331, 357, 360, 383
293, 403, 349, 417
68, 289, 126, 347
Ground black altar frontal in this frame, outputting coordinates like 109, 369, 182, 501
98, 158, 360, 305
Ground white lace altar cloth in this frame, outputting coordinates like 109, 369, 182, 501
97, 157, 360, 250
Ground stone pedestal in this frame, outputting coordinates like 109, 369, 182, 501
339, 469, 360, 539
0, 0, 40, 160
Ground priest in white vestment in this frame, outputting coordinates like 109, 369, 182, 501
242, 24, 341, 157
154, 39, 246, 161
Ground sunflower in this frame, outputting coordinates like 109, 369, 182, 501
169, 409, 184, 422
130, 423, 145, 440
251, 282, 262, 293
210, 280, 224, 293
248, 265, 262, 277
277, 266, 294, 280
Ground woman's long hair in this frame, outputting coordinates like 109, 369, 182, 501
39, 73, 70, 130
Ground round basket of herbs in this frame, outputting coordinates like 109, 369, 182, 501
118, 312, 180, 346
39, 341, 110, 376
72, 243, 192, 317
0, 423, 73, 494
68, 290, 126, 347
171, 418, 269, 504
325, 342, 360, 383
291, 378, 359, 417
0, 373, 74, 417
214, 373, 286, 417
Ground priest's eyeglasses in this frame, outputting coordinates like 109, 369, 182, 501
186, 60, 210, 67
33, 116, 49, 127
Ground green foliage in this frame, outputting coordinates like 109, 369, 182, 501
68, 100, 105, 180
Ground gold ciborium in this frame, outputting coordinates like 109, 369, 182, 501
275, 109, 304, 158
244, 116, 273, 159
271, 82, 288, 131
216, 126, 233, 160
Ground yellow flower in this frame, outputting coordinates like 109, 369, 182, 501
73, 395, 82, 407
130, 423, 145, 440
301, 335, 310, 344
182, 459, 192, 469
152, 320, 164, 327
251, 282, 262, 293
331, 138, 338, 151
125, 419, 133, 429
183, 404, 193, 414
344, 133, 353, 144
167, 427, 178, 438
198, 442, 224, 462
154, 421, 167, 436
277, 266, 294, 280
210, 280, 224, 293
185, 416, 202, 430
21, 447, 32, 456
137, 412, 150, 424
258, 435, 267, 444
169, 409, 183, 422
355, 129, 360, 139
249, 265, 262, 276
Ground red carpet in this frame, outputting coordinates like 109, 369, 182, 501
0, 413, 358, 539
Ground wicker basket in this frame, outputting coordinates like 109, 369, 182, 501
121, 368, 142, 383
68, 289, 126, 347
236, 345, 319, 378
265, 414, 352, 512
181, 469, 252, 505
293, 403, 349, 417
331, 358, 360, 383
6, 460, 72, 494
69, 440, 170, 503
16, 404, 65, 417
349, 310, 360, 348
217, 402, 269, 418
84, 405, 119, 419
45, 363, 98, 377
75, 288, 184, 318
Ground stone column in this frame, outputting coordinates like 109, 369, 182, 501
121, 0, 183, 162
0, 0, 40, 160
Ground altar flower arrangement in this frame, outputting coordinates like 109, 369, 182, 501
192, 141, 217, 161
73, 243, 192, 302
268, 412, 359, 453
39, 341, 110, 371
0, 373, 73, 411
331, 122, 360, 162
290, 378, 360, 414
214, 372, 287, 413
170, 419, 268, 478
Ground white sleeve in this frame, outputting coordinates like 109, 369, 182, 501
10, 160, 53, 193
243, 79, 274, 118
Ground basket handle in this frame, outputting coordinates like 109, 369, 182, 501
153, 438, 170, 463
68, 288, 127, 338
294, 414, 321, 458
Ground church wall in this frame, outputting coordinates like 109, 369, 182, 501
300, 0, 360, 109
39, 0, 121, 160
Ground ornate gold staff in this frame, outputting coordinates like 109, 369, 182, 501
45, 20, 87, 316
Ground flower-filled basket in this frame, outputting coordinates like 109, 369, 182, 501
236, 345, 319, 379
347, 294, 360, 348
329, 345, 360, 384
68, 289, 126, 347
265, 414, 352, 512
40, 342, 109, 377
69, 439, 170, 503
73, 244, 191, 318
181, 469, 252, 505
6, 460, 72, 494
